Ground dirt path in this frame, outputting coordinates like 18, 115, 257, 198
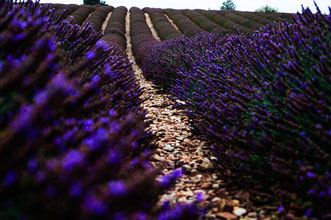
101, 11, 112, 33
145, 13, 161, 41
164, 13, 184, 36
124, 11, 228, 220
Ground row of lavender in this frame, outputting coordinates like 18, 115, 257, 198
147, 9, 293, 38
102, 6, 127, 52
140, 5, 331, 219
52, 4, 129, 53
0, 1, 200, 219
83, 5, 113, 32
143, 8, 183, 41
52, 4, 79, 19
50, 4, 292, 42
130, 7, 159, 65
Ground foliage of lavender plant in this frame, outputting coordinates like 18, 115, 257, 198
142, 5, 330, 218
0, 1, 201, 218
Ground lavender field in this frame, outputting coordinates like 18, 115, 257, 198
0, 0, 330, 219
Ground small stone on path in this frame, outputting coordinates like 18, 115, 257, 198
164, 144, 174, 152
216, 212, 238, 220
233, 207, 246, 216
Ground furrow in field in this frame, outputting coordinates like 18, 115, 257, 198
126, 10, 224, 220
164, 13, 183, 35
145, 13, 161, 41
102, 11, 112, 33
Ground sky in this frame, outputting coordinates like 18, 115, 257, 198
39, 0, 330, 13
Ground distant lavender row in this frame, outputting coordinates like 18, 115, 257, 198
0, 1, 200, 218
163, 9, 205, 37
143, 8, 183, 41
216, 10, 265, 29
130, 7, 159, 65
84, 6, 113, 32
52, 4, 79, 19
182, 10, 232, 35
68, 5, 98, 25
197, 10, 249, 34
141, 5, 330, 219
102, 6, 127, 52
233, 11, 273, 25
257, 11, 294, 22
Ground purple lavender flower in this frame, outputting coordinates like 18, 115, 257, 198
158, 168, 184, 188
50, 73, 74, 95
195, 191, 205, 202
108, 181, 127, 197
86, 51, 96, 60
62, 150, 84, 170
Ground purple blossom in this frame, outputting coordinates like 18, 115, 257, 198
50, 73, 74, 94
158, 168, 183, 188
86, 51, 96, 60
90, 75, 101, 87
278, 206, 284, 212
62, 150, 84, 170
10, 105, 34, 131
195, 191, 205, 202
108, 181, 127, 197
34, 90, 48, 104
306, 172, 315, 178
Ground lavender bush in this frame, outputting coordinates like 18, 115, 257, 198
182, 10, 231, 35
130, 7, 159, 65
0, 1, 201, 218
102, 6, 128, 52
83, 6, 113, 32
217, 10, 264, 29
68, 5, 97, 25
197, 10, 251, 34
52, 4, 79, 19
142, 5, 330, 218
163, 9, 205, 37
143, 8, 183, 41
233, 11, 272, 25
